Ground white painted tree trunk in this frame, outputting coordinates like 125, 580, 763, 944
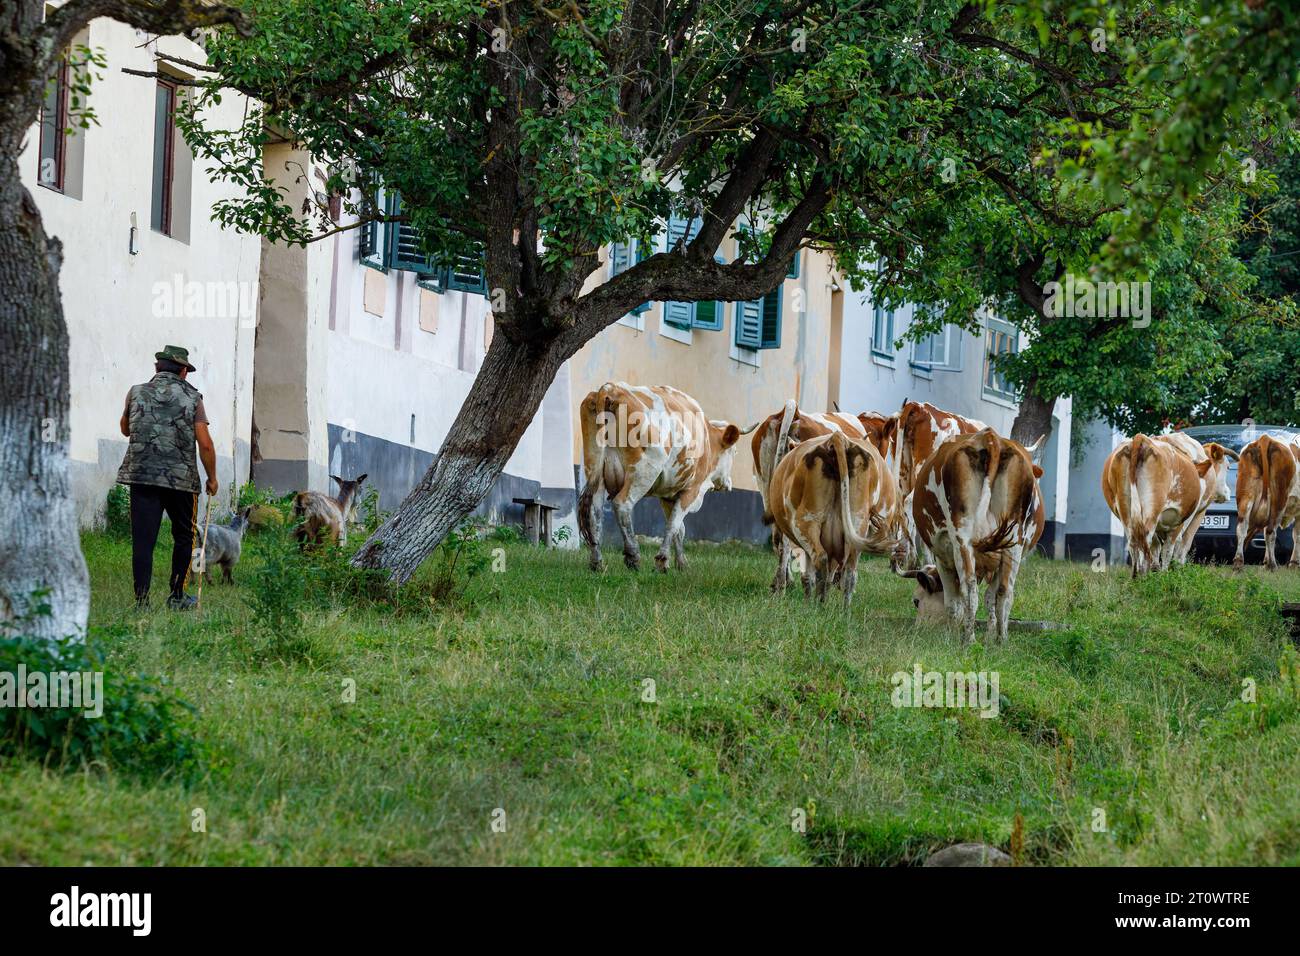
0, 158, 90, 638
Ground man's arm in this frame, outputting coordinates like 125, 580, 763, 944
196, 422, 218, 496
120, 391, 131, 437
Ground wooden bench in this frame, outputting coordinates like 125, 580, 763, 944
513, 497, 557, 546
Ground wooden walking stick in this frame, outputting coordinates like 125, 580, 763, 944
195, 496, 213, 611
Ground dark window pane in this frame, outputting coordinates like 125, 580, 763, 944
151, 82, 175, 233
38, 62, 65, 191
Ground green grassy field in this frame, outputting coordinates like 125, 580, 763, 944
2, 529, 1299, 866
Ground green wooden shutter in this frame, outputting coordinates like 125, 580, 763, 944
388, 194, 434, 273
609, 241, 632, 275
691, 254, 725, 330
787, 251, 800, 279
631, 238, 651, 315
760, 286, 782, 349
444, 248, 487, 294
663, 216, 702, 328
734, 298, 763, 348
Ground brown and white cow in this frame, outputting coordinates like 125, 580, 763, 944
751, 401, 878, 589
1101, 434, 1218, 576
892, 400, 988, 566
578, 383, 752, 573
899, 428, 1044, 643
768, 430, 906, 604
1142, 434, 1235, 566
1233, 434, 1300, 571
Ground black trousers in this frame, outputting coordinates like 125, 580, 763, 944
129, 484, 198, 602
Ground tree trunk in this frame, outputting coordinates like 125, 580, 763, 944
0, 155, 90, 638
1010, 377, 1056, 448
350, 331, 567, 583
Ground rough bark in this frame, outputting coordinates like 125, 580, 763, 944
350, 332, 568, 583
1009, 253, 1060, 449
0, 154, 90, 638
1010, 381, 1056, 448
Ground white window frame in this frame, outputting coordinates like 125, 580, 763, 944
982, 315, 1019, 403
871, 304, 896, 366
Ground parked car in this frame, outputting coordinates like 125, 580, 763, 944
1180, 423, 1300, 564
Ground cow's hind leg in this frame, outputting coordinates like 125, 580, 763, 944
771, 533, 791, 594
611, 471, 656, 571
841, 551, 860, 607
1265, 524, 1280, 571
990, 549, 1021, 643
952, 536, 979, 644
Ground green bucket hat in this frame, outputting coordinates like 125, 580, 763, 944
155, 344, 197, 372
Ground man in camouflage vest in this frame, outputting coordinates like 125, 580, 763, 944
117, 345, 219, 610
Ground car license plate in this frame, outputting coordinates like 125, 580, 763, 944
1201, 514, 1229, 530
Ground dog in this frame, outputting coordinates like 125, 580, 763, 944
293, 474, 369, 549
202, 506, 252, 584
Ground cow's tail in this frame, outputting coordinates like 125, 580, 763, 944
1127, 433, 1156, 554
761, 399, 798, 525
1265, 437, 1291, 519
833, 431, 876, 553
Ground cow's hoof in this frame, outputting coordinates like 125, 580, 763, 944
1231, 558, 1244, 572
624, 553, 640, 571
654, 555, 669, 573
590, 559, 606, 573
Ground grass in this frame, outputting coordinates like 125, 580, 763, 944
2, 529, 1299, 865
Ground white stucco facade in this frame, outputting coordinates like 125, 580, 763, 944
23, 19, 260, 525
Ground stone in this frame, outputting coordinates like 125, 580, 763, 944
922, 843, 1013, 867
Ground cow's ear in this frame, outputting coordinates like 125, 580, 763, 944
720, 424, 741, 448
1032, 464, 1044, 479
918, 568, 941, 594
1196, 459, 1213, 477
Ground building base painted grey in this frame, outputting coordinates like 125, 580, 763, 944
1065, 533, 1126, 565
322, 423, 576, 529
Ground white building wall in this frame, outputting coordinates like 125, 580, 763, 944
22, 20, 261, 526
836, 279, 1074, 556
311, 229, 576, 534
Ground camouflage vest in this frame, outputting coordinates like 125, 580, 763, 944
116, 372, 202, 493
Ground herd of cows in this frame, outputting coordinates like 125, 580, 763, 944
574, 382, 1300, 644
577, 383, 1043, 643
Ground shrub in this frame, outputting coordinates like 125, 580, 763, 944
241, 524, 319, 661
0, 630, 200, 777
103, 485, 131, 538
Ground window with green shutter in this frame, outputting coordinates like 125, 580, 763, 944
388, 194, 435, 273
663, 215, 702, 329
691, 254, 726, 330
610, 238, 652, 316
735, 286, 782, 349
787, 250, 800, 279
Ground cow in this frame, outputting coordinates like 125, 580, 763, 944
898, 428, 1044, 643
767, 430, 906, 604
751, 401, 875, 589
1101, 434, 1218, 576
1233, 433, 1300, 571
892, 400, 988, 566
1148, 434, 1235, 566
578, 383, 753, 573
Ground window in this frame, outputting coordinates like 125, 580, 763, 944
38, 57, 69, 193
911, 308, 959, 374
983, 316, 1019, 401
734, 286, 782, 350
359, 189, 486, 293
150, 79, 177, 235
663, 215, 703, 330
872, 304, 895, 361
609, 238, 651, 316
